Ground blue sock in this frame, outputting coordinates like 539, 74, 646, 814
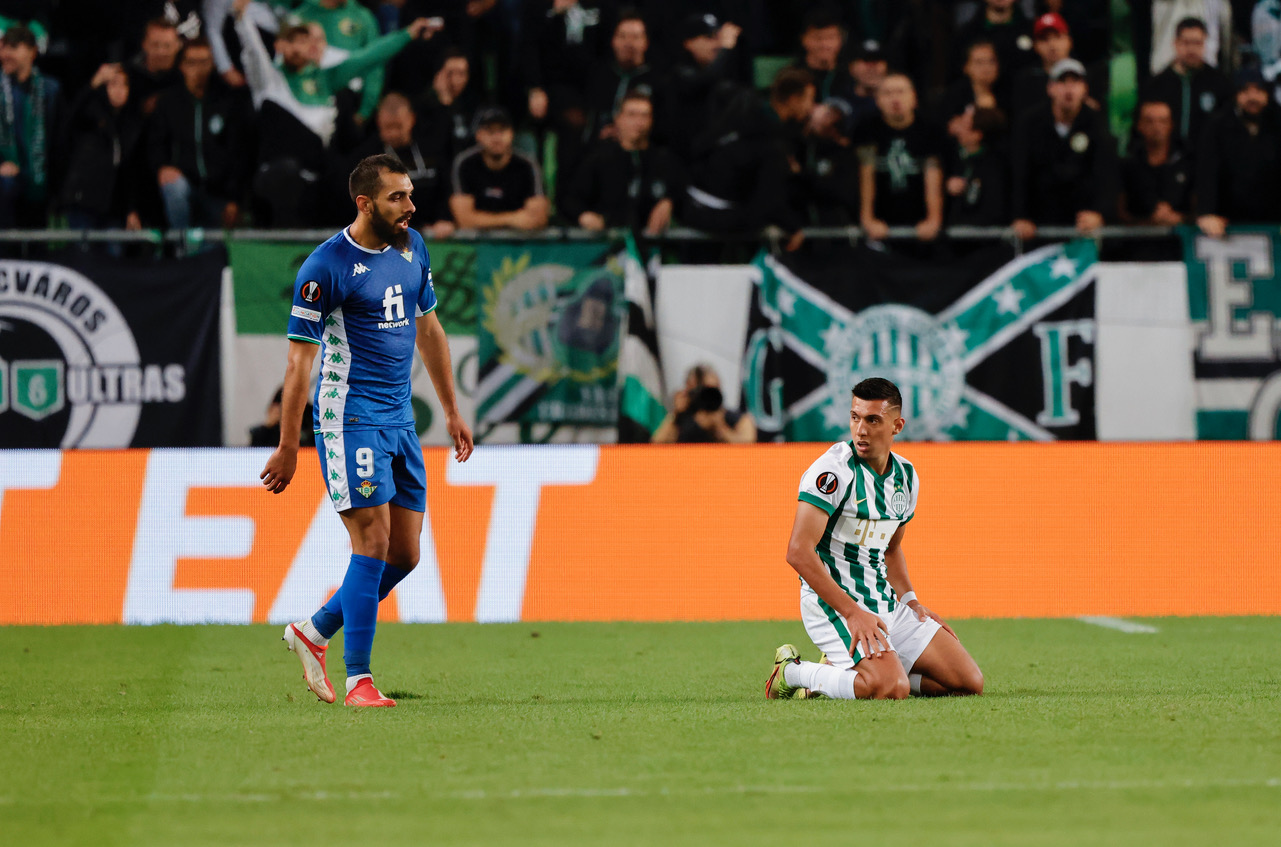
338, 554, 386, 677
311, 562, 412, 640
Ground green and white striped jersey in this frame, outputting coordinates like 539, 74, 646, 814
797, 441, 920, 614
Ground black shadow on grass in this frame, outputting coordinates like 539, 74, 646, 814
384, 691, 424, 700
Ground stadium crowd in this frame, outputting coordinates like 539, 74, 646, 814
4, 0, 1281, 244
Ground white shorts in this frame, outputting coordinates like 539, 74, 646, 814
800, 584, 942, 675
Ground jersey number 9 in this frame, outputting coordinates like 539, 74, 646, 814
356, 447, 375, 479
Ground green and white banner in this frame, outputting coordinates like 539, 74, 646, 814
1184, 227, 1281, 440
476, 243, 625, 426
746, 240, 1100, 442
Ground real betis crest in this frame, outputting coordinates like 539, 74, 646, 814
402, 250, 413, 262
357, 480, 378, 498
747, 240, 1099, 442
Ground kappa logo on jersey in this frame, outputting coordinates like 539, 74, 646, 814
816, 472, 839, 495
301, 281, 321, 302
353, 263, 371, 275
357, 480, 378, 498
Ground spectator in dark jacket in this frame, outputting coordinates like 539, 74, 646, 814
945, 105, 1009, 227
1138, 17, 1233, 159
1196, 68, 1281, 237
561, 90, 681, 234
523, 0, 609, 197
61, 64, 146, 237
584, 11, 658, 146
128, 17, 183, 116
149, 37, 252, 231
1009, 13, 1106, 120
792, 6, 856, 139
936, 39, 1003, 125
661, 12, 744, 162
950, 0, 1035, 88
682, 67, 813, 251
0, 24, 61, 228
414, 47, 478, 165
1011, 59, 1117, 239
845, 39, 887, 134
352, 92, 454, 238
1119, 100, 1191, 225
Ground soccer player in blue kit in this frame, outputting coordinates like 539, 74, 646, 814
260, 154, 473, 707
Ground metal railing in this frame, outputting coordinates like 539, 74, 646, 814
0, 223, 1194, 255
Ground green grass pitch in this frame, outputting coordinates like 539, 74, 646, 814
2, 618, 1279, 846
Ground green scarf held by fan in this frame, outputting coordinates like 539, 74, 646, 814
0, 68, 49, 204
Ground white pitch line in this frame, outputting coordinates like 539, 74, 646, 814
6, 777, 1280, 807
1078, 616, 1159, 634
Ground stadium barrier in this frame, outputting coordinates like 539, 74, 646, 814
2, 443, 1278, 626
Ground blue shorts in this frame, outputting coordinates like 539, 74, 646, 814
316, 426, 426, 513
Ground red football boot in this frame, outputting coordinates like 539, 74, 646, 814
282, 622, 336, 704
344, 675, 396, 707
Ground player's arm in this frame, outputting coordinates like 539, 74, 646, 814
449, 194, 525, 230
260, 339, 319, 493
785, 501, 890, 657
884, 523, 958, 640
415, 309, 474, 462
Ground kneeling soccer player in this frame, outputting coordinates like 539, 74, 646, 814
766, 377, 983, 700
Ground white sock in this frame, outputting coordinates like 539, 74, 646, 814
784, 660, 858, 699
298, 619, 328, 647
909, 673, 923, 696
346, 673, 372, 694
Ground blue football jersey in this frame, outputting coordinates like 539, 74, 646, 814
286, 227, 437, 431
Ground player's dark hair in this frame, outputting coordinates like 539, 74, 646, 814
852, 378, 902, 409
1175, 17, 1207, 37
771, 67, 815, 103
349, 154, 409, 202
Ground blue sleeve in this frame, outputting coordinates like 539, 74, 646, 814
286, 251, 340, 344
416, 237, 437, 316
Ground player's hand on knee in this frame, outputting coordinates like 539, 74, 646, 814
848, 607, 890, 657
911, 599, 958, 641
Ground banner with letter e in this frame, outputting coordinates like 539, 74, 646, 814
0, 252, 224, 447
1184, 227, 1281, 439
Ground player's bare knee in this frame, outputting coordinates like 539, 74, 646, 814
355, 528, 391, 560
385, 549, 419, 571
959, 668, 984, 696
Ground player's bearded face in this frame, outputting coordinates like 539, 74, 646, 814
369, 198, 412, 250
